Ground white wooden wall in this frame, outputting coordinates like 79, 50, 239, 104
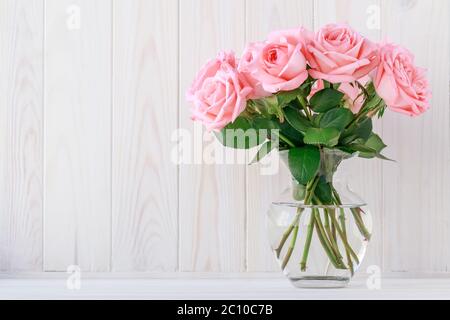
0, 0, 448, 274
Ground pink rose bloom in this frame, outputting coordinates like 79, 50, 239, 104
186, 51, 253, 131
373, 43, 431, 116
308, 79, 324, 97
309, 77, 368, 114
238, 43, 271, 99
267, 27, 314, 52
339, 82, 365, 113
306, 23, 379, 83
244, 29, 309, 93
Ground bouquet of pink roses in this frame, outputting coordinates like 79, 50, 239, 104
186, 24, 430, 280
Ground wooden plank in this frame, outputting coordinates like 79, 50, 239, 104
0, 0, 43, 271
44, 0, 111, 271
3, 276, 450, 300
112, 0, 178, 271
381, 0, 450, 272
314, 0, 384, 272
179, 0, 246, 271
245, 0, 314, 271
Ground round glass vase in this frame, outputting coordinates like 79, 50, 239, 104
266, 149, 372, 288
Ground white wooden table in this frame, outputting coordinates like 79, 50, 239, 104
1, 273, 450, 300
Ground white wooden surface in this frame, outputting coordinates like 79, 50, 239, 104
381, 0, 450, 273
44, 0, 111, 271
179, 0, 247, 272
0, 0, 43, 271
1, 273, 450, 299
112, 0, 178, 271
0, 0, 448, 274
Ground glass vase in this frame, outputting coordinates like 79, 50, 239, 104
266, 149, 372, 288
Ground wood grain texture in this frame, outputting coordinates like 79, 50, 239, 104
44, 0, 111, 271
179, 0, 246, 272
112, 0, 178, 271
245, 0, 314, 271
381, 0, 450, 272
3, 276, 450, 300
0, 0, 448, 275
0, 0, 43, 271
313, 0, 384, 272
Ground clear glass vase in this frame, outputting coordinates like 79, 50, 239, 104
266, 149, 372, 288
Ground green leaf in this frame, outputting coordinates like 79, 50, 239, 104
364, 94, 383, 111
359, 133, 392, 160
353, 117, 373, 141
312, 113, 323, 127
215, 117, 265, 149
348, 143, 377, 154
365, 81, 376, 96
298, 78, 314, 96
288, 146, 320, 185
341, 116, 373, 144
349, 138, 393, 161
249, 141, 276, 164
286, 96, 302, 109
315, 176, 333, 204
253, 117, 280, 131
332, 82, 342, 90
375, 153, 395, 161
309, 88, 344, 113
304, 127, 340, 147
279, 120, 304, 146
284, 107, 311, 134
364, 133, 386, 154
377, 105, 387, 118
252, 96, 284, 121
320, 108, 354, 131
246, 116, 281, 141
277, 88, 302, 108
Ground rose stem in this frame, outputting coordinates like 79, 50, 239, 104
313, 208, 344, 269
332, 187, 371, 242
300, 211, 315, 271
330, 209, 337, 243
274, 212, 297, 259
338, 206, 354, 275
275, 176, 319, 259
323, 207, 343, 261
281, 215, 300, 270
313, 197, 344, 263
314, 207, 345, 268
296, 95, 312, 120
351, 207, 371, 241
328, 210, 360, 265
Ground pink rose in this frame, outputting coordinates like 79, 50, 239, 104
306, 23, 379, 83
339, 82, 365, 114
267, 27, 314, 52
238, 43, 271, 99
186, 51, 253, 131
373, 43, 431, 116
243, 30, 309, 93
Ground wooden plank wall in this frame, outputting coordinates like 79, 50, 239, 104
0, 0, 448, 274
0, 0, 43, 271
